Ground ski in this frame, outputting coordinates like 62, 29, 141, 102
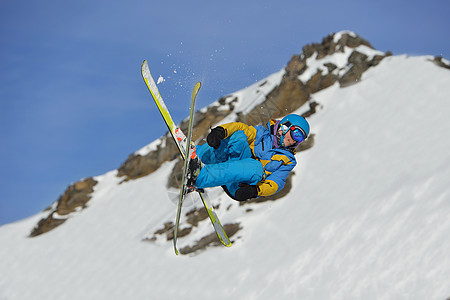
173, 82, 198, 255
141, 60, 231, 254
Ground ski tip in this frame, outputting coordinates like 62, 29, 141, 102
219, 235, 232, 247
192, 82, 201, 98
141, 60, 148, 68
174, 240, 180, 255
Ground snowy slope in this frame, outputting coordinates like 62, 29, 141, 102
1, 54, 450, 300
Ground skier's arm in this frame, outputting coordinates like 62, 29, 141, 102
256, 158, 295, 196
219, 122, 257, 145
256, 180, 278, 196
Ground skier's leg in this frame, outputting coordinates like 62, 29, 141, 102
195, 158, 264, 188
195, 141, 228, 164
195, 130, 252, 164
225, 130, 253, 161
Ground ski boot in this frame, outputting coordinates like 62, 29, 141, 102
186, 149, 204, 193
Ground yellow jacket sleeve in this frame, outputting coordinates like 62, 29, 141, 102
256, 180, 279, 197
219, 122, 257, 145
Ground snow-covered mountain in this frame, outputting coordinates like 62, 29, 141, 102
1, 31, 450, 300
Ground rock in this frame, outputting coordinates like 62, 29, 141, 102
179, 223, 241, 255
432, 56, 450, 70
29, 214, 67, 237
55, 177, 97, 215
117, 134, 180, 182
307, 70, 338, 94
29, 177, 97, 237
339, 50, 390, 88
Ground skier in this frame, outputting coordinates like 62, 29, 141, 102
187, 114, 310, 201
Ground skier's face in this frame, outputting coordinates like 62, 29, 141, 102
283, 130, 297, 147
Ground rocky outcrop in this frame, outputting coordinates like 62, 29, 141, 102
293, 32, 388, 89
432, 56, 450, 70
302, 32, 373, 60
145, 205, 241, 255
307, 68, 338, 94
30, 177, 97, 237
178, 223, 241, 255
117, 134, 180, 182
339, 50, 388, 87
238, 32, 388, 126
247, 78, 310, 122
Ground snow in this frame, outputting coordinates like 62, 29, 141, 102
157, 75, 165, 84
333, 30, 357, 43
1, 55, 450, 300
134, 137, 162, 156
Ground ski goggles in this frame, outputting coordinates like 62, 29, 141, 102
289, 125, 306, 144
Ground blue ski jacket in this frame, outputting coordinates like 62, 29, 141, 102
220, 119, 297, 197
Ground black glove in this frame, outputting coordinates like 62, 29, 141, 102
206, 127, 226, 149
234, 183, 258, 201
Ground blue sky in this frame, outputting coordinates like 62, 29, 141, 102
1, 0, 449, 225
